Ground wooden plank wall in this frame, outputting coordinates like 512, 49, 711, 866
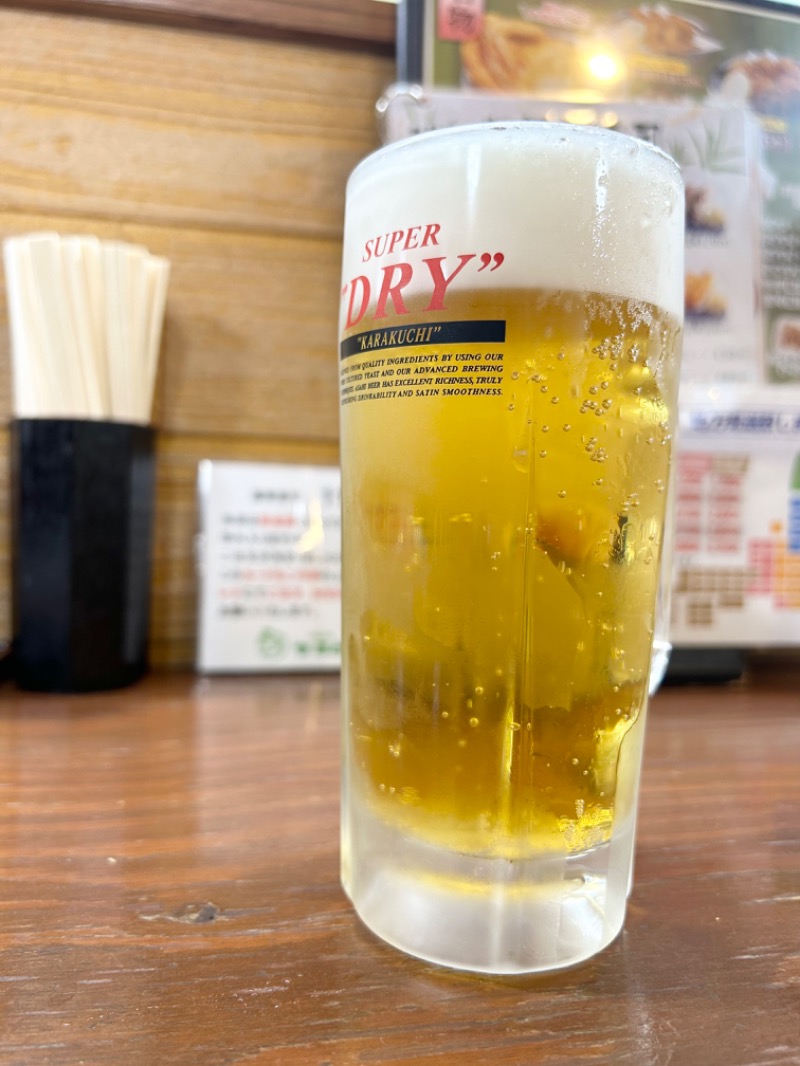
0, 7, 393, 666
3, 0, 397, 48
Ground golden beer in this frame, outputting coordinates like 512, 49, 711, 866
339, 123, 684, 973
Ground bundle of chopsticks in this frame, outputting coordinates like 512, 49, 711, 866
3, 232, 170, 424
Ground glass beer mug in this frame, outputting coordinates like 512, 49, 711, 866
337, 122, 684, 973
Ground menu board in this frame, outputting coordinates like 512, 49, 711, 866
670, 384, 800, 645
196, 461, 341, 673
399, 0, 800, 383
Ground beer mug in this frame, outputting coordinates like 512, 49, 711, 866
338, 122, 684, 973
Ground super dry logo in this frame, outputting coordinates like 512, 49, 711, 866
362, 223, 442, 261
342, 221, 505, 330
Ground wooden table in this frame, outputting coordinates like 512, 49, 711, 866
1, 667, 799, 1065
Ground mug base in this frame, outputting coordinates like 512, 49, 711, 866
342, 801, 634, 975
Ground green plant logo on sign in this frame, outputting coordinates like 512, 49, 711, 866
296, 632, 341, 657
257, 627, 287, 659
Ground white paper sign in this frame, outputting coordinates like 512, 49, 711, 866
196, 461, 341, 672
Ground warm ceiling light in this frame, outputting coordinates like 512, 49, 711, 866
587, 52, 621, 82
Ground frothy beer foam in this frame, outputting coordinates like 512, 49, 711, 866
340, 122, 684, 329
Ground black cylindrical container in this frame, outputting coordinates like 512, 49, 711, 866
11, 418, 156, 692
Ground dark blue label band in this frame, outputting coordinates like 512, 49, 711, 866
340, 320, 506, 360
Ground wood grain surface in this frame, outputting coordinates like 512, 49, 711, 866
1, 668, 799, 1065
0, 8, 392, 664
0, 0, 397, 50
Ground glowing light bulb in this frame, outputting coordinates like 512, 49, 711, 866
587, 52, 620, 82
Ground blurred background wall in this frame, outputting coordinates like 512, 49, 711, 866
0, 4, 394, 665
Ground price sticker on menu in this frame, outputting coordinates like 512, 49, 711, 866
196, 461, 341, 672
